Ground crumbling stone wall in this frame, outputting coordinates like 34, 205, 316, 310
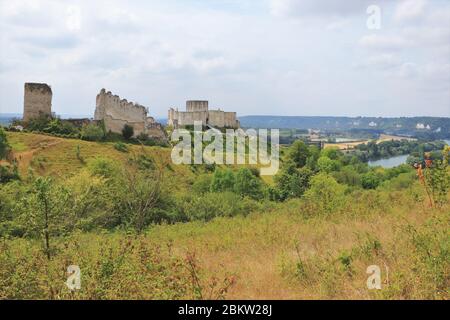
23, 83, 52, 121
94, 89, 165, 139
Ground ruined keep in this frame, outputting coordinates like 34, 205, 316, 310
23, 83, 52, 121
94, 89, 165, 139
168, 100, 240, 128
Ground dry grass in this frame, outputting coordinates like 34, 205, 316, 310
146, 193, 448, 300
5, 131, 195, 192
1, 132, 448, 300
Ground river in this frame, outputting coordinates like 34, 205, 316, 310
368, 140, 450, 168
368, 154, 409, 168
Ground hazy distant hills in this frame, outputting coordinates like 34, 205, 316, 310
1, 113, 449, 138
0, 114, 21, 126
239, 116, 450, 135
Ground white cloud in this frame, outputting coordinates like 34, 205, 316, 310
359, 34, 413, 51
66, 5, 82, 32
358, 54, 403, 70
270, 0, 389, 18
394, 0, 427, 23
0, 0, 449, 117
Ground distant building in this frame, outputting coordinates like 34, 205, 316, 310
416, 123, 425, 129
168, 100, 239, 129
23, 83, 52, 121
369, 121, 377, 127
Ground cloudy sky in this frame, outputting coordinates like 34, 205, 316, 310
0, 0, 449, 118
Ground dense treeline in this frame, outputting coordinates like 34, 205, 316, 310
353, 139, 447, 162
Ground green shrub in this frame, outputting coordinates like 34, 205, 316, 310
81, 124, 105, 141
317, 156, 340, 173
184, 192, 256, 221
210, 168, 235, 193
274, 162, 312, 201
0, 234, 196, 299
0, 164, 19, 183
234, 168, 263, 200
43, 119, 79, 136
87, 157, 118, 178
380, 172, 415, 190
122, 124, 134, 140
303, 173, 346, 215
321, 147, 342, 160
362, 171, 381, 190
192, 174, 213, 194
426, 146, 450, 207
114, 142, 129, 153
0, 127, 10, 160
333, 166, 362, 187
25, 114, 52, 132
286, 140, 310, 168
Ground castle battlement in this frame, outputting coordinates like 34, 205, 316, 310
94, 89, 165, 139
97, 89, 147, 116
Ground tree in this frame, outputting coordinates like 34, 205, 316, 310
304, 173, 346, 214
192, 174, 213, 194
425, 146, 450, 207
122, 124, 134, 140
362, 171, 381, 190
286, 140, 310, 168
234, 168, 263, 199
317, 156, 340, 173
43, 118, 78, 135
21, 177, 70, 259
0, 128, 10, 160
211, 169, 235, 193
306, 145, 320, 170
274, 161, 313, 201
333, 166, 362, 187
321, 147, 342, 160
119, 151, 169, 233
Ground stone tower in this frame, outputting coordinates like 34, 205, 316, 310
186, 100, 209, 112
23, 83, 52, 121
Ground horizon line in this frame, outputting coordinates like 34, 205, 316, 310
1, 112, 449, 119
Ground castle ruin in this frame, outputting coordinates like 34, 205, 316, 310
94, 89, 165, 139
168, 101, 239, 128
23, 83, 52, 121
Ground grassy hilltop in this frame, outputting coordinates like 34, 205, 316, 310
0, 130, 449, 300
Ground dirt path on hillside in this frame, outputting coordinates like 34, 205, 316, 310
12, 140, 62, 174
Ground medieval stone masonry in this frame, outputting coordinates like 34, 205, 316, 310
22, 82, 239, 139
168, 100, 240, 129
23, 83, 53, 122
94, 88, 165, 138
